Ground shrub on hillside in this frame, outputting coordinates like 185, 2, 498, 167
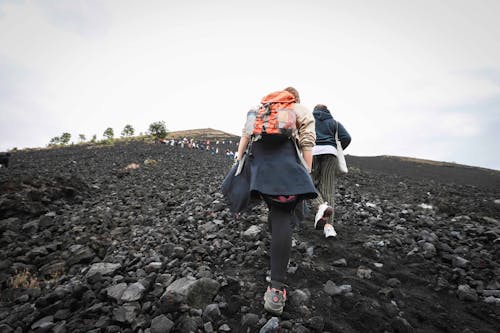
148, 121, 168, 140
121, 124, 135, 138
103, 127, 114, 140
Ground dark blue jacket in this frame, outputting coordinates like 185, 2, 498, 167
313, 105, 351, 149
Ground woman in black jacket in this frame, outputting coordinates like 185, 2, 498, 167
311, 104, 351, 238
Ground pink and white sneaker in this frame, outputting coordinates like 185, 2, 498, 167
314, 202, 333, 229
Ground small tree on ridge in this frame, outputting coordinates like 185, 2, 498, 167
60, 133, 71, 145
121, 124, 135, 138
148, 121, 168, 139
103, 127, 114, 140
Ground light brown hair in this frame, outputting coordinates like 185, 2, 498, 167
284, 86, 300, 103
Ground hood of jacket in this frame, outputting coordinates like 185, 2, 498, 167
313, 105, 333, 121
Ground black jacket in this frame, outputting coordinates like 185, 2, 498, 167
313, 106, 351, 149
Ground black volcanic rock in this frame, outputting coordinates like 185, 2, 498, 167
0, 140, 499, 332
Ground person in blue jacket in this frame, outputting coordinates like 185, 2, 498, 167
311, 104, 351, 238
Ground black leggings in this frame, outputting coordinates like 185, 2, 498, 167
263, 196, 298, 289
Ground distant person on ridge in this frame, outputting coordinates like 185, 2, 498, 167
310, 104, 351, 238
221, 86, 317, 315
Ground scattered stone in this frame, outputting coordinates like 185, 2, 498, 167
241, 313, 259, 331
357, 266, 372, 279
106, 283, 128, 302
452, 256, 469, 268
387, 278, 401, 288
391, 316, 414, 333
86, 262, 121, 278
31, 315, 54, 330
242, 225, 262, 240
332, 258, 347, 266
457, 285, 478, 302
259, 317, 279, 333
150, 314, 174, 333
121, 282, 146, 302
113, 305, 137, 323
160, 277, 220, 312
219, 324, 231, 332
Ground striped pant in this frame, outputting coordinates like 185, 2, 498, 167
311, 154, 338, 224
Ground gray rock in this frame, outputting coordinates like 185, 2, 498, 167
306, 316, 324, 331
452, 256, 469, 268
67, 245, 95, 265
324, 281, 351, 296
38, 214, 55, 228
145, 262, 163, 273
291, 323, 310, 333
421, 242, 436, 258
332, 258, 347, 266
204, 322, 215, 333
107, 283, 128, 301
22, 220, 39, 233
483, 216, 499, 224
260, 317, 279, 333
457, 284, 478, 302
387, 278, 401, 287
0, 217, 20, 232
241, 313, 259, 330
0, 324, 14, 333
324, 280, 341, 296
202, 303, 221, 322
482, 289, 500, 297
242, 225, 262, 240
31, 315, 54, 330
391, 316, 415, 333
172, 246, 185, 258
199, 221, 218, 234
39, 261, 65, 277
339, 284, 352, 294
86, 262, 122, 277
27, 246, 48, 257
121, 282, 146, 302
418, 230, 438, 242
219, 324, 231, 332
52, 321, 67, 333
160, 277, 220, 312
113, 305, 137, 323
289, 289, 310, 307
357, 266, 372, 279
177, 315, 202, 332
484, 296, 500, 304
486, 278, 500, 290
150, 315, 174, 333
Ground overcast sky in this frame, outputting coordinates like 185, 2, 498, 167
1, 0, 499, 170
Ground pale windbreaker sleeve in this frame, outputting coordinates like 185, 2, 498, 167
294, 104, 316, 151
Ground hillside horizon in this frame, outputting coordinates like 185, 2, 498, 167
168, 128, 500, 173
4, 127, 499, 174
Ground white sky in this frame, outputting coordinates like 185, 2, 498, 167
1, 0, 499, 170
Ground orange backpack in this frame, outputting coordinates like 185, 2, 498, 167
249, 90, 297, 139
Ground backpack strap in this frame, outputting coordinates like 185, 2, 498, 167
292, 138, 309, 171
235, 139, 254, 176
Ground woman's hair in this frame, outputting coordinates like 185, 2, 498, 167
284, 86, 300, 103
313, 104, 329, 112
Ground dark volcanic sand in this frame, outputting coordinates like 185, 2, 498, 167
0, 140, 499, 333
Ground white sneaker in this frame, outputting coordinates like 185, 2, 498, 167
324, 224, 337, 238
315, 202, 333, 229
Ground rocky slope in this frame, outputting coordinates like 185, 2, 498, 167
0, 140, 499, 333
